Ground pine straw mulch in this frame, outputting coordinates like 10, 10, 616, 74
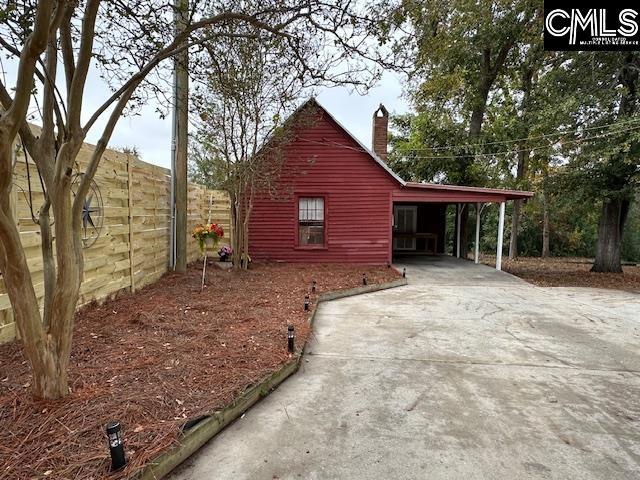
481, 255, 640, 293
0, 262, 400, 480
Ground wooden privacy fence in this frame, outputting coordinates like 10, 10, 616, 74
0, 141, 230, 344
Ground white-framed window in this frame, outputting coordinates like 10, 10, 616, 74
298, 197, 325, 246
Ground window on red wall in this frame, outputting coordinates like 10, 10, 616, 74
298, 197, 325, 246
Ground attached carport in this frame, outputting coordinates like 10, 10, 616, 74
392, 183, 534, 270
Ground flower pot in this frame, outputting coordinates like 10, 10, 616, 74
205, 237, 217, 248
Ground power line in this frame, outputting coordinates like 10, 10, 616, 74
391, 116, 640, 153
393, 124, 640, 160
298, 123, 640, 161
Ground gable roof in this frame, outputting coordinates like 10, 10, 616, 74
293, 98, 533, 201
307, 98, 406, 185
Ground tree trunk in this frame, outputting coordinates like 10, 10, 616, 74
509, 200, 520, 260
509, 146, 528, 259
458, 206, 470, 259
230, 189, 241, 270
509, 53, 536, 260
230, 180, 251, 271
591, 197, 630, 273
459, 73, 491, 258
0, 138, 84, 399
0, 165, 71, 399
591, 54, 638, 273
241, 185, 254, 269
541, 192, 550, 258
459, 97, 486, 259
40, 205, 55, 328
0, 213, 65, 400
44, 201, 81, 397
32, 344, 70, 399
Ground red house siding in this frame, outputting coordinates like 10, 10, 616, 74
248, 101, 534, 264
249, 110, 398, 264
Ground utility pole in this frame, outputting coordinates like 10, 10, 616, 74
172, 0, 189, 272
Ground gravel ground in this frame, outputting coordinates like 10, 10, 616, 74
481, 256, 640, 293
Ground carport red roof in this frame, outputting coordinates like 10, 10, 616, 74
401, 182, 534, 202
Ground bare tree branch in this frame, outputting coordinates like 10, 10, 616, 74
67, 0, 101, 130
82, 10, 311, 135
0, 0, 55, 136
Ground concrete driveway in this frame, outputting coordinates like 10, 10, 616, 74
171, 257, 640, 480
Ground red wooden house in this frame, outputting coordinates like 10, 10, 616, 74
248, 99, 532, 269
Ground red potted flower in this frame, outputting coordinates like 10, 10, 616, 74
192, 223, 224, 253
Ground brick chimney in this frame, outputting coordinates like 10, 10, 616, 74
372, 104, 389, 161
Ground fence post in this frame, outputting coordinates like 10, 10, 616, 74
127, 155, 136, 293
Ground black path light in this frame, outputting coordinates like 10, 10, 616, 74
288, 325, 295, 353
403, 268, 406, 278
304, 294, 310, 311
106, 420, 127, 471
362, 273, 367, 286
311, 280, 317, 293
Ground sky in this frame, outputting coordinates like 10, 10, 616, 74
107, 70, 411, 168
2, 56, 410, 169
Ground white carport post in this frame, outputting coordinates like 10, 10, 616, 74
474, 202, 481, 264
455, 203, 461, 258
496, 201, 506, 270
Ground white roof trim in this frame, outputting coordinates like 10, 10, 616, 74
311, 98, 406, 186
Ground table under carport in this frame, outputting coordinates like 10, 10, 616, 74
391, 182, 534, 270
